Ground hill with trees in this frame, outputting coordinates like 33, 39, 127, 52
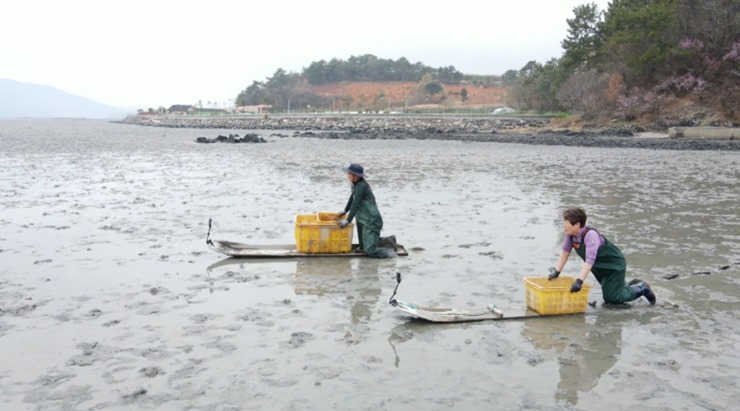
236, 0, 738, 128
236, 56, 504, 113
506, 0, 738, 128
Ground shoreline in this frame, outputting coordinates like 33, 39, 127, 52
117, 115, 740, 151
288, 130, 740, 151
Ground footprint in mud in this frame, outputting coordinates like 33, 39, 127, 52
33, 370, 75, 388
652, 359, 681, 372
236, 308, 275, 327
148, 286, 168, 296
283, 331, 314, 349
527, 355, 545, 366
23, 382, 93, 406
138, 345, 176, 361
2, 298, 45, 317
139, 366, 166, 378
203, 338, 238, 353
190, 314, 211, 324
121, 388, 147, 403
459, 241, 491, 249
479, 250, 503, 260
66, 342, 103, 367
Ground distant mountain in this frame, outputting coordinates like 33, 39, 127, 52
0, 79, 129, 119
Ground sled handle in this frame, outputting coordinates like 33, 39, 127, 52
487, 304, 504, 317
206, 218, 213, 245
388, 272, 402, 306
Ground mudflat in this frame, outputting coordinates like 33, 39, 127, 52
1, 119, 738, 410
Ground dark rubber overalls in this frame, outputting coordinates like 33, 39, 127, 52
343, 179, 394, 258
572, 228, 636, 304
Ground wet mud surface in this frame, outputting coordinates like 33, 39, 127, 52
1, 119, 738, 409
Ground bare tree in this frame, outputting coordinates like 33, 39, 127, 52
556, 70, 611, 118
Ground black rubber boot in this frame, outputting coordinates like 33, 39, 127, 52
379, 235, 398, 251
630, 282, 656, 305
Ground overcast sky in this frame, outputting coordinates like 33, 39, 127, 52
1, 0, 611, 109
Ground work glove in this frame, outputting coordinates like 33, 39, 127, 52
337, 211, 347, 218
548, 267, 560, 280
570, 278, 583, 293
338, 219, 349, 228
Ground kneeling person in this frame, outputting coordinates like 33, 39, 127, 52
337, 163, 396, 258
548, 207, 655, 305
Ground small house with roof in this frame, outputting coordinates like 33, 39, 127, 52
167, 105, 195, 115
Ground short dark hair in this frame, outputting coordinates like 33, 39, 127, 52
563, 207, 587, 227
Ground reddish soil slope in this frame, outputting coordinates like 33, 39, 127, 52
311, 82, 509, 111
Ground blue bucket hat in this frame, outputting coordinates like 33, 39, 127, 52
343, 163, 366, 178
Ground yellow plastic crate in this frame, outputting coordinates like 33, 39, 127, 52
295, 213, 353, 254
523, 276, 592, 315
316, 211, 343, 222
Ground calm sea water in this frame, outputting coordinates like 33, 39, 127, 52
1, 118, 738, 410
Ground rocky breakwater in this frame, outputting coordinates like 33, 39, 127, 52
119, 115, 740, 151
119, 114, 548, 135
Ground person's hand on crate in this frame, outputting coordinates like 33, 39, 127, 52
337, 211, 346, 218
547, 267, 560, 280
570, 278, 583, 293
338, 219, 349, 228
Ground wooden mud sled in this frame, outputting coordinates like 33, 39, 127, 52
208, 239, 409, 258
206, 219, 408, 259
387, 273, 678, 323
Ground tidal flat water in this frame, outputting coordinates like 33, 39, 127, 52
1, 118, 738, 410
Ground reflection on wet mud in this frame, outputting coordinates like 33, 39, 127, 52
294, 258, 354, 296
521, 316, 622, 407
206, 255, 388, 334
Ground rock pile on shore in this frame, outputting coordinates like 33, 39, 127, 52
195, 133, 266, 144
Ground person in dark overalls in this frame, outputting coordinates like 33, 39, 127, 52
337, 163, 397, 258
548, 207, 655, 304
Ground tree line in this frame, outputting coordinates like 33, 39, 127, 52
304, 55, 464, 84
507, 0, 739, 121
235, 55, 468, 111
236, 0, 738, 120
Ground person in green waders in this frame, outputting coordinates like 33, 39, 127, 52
548, 207, 656, 305
337, 163, 397, 258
